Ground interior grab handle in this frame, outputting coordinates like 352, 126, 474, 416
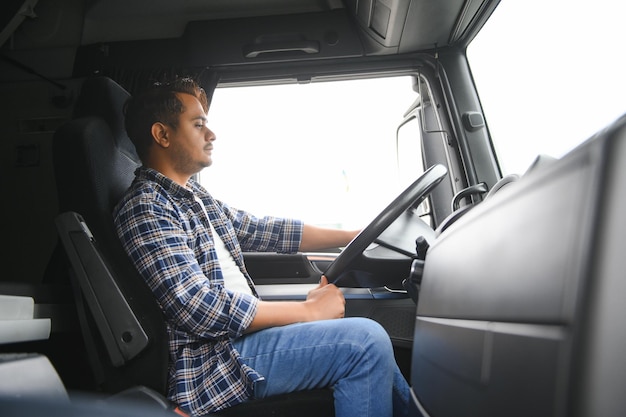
243, 40, 320, 58
451, 182, 488, 211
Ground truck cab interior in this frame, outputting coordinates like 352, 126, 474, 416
1, 1, 625, 416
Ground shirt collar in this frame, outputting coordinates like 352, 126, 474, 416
134, 166, 199, 201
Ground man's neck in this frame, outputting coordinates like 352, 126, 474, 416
144, 161, 192, 188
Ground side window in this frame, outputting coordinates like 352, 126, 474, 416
200, 76, 418, 229
397, 106, 435, 226
468, 0, 626, 175
397, 114, 424, 189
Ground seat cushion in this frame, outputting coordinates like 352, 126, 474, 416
213, 389, 334, 417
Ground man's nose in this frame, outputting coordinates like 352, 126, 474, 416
205, 127, 216, 141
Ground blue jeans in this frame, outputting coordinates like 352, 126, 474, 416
233, 317, 410, 417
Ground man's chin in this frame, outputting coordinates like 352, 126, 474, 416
189, 160, 212, 176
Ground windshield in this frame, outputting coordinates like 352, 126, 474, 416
200, 76, 418, 229
468, 0, 626, 175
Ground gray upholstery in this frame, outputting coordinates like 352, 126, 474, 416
53, 77, 169, 395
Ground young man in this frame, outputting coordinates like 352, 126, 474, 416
113, 77, 410, 417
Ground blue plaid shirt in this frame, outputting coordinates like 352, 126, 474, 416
113, 167, 303, 415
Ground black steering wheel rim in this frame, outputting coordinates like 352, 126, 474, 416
324, 164, 448, 285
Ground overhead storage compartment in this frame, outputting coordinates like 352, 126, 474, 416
183, 9, 365, 66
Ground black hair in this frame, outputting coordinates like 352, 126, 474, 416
124, 77, 209, 161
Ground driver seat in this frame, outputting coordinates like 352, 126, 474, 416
52, 76, 334, 416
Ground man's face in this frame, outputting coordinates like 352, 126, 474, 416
166, 92, 216, 176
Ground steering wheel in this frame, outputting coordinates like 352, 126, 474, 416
324, 164, 448, 286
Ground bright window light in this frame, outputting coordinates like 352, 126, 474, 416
468, 0, 626, 175
199, 76, 417, 229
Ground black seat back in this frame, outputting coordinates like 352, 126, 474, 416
52, 77, 168, 395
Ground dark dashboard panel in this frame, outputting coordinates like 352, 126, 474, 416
410, 115, 626, 417
418, 142, 597, 323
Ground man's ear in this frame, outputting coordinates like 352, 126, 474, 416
151, 122, 170, 148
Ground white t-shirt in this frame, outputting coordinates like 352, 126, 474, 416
208, 221, 253, 295
195, 196, 253, 295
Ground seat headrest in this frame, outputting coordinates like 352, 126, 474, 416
73, 77, 136, 156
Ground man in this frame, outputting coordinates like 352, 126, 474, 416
113, 77, 410, 417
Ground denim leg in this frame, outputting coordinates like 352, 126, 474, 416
232, 317, 409, 417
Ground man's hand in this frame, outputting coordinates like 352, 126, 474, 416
245, 276, 345, 333
304, 276, 345, 320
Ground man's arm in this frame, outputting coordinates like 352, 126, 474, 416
115, 191, 259, 340
242, 222, 360, 333
299, 224, 360, 252
245, 276, 344, 333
